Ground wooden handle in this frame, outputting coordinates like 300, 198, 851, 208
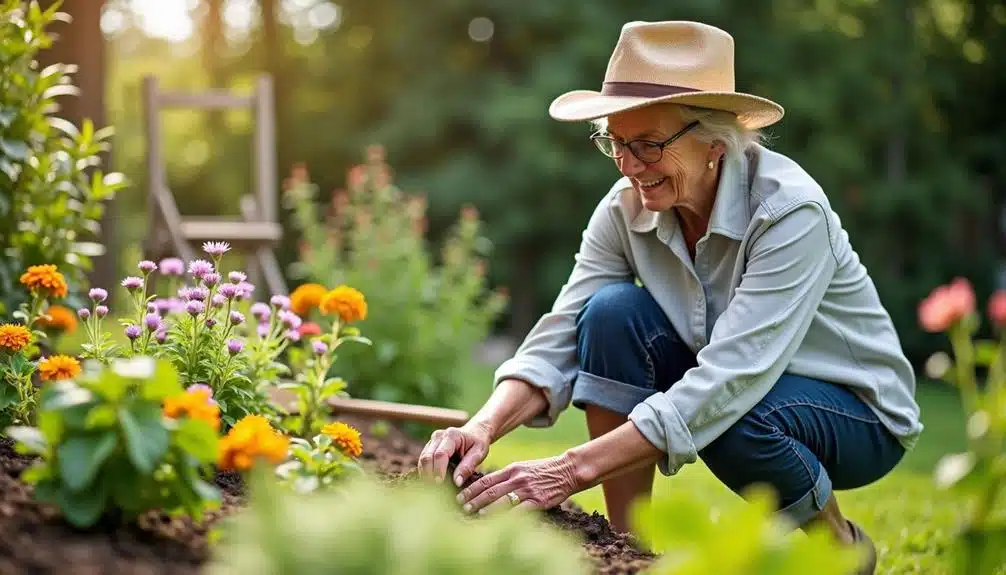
267, 388, 470, 427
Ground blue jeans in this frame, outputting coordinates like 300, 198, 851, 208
571, 282, 905, 526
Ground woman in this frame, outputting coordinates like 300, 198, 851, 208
417, 20, 923, 573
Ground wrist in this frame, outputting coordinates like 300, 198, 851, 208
563, 443, 598, 491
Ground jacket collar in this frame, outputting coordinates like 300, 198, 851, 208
627, 149, 751, 240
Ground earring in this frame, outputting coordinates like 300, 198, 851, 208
707, 160, 715, 170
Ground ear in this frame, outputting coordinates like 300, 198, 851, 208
707, 141, 727, 163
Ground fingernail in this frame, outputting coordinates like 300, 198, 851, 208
463, 503, 472, 513
454, 475, 462, 487
456, 493, 464, 504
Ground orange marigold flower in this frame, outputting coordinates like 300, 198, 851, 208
163, 386, 220, 431
321, 421, 363, 458
19, 265, 68, 299
217, 414, 289, 472
290, 283, 328, 316
0, 324, 32, 352
319, 285, 368, 323
37, 354, 81, 381
37, 305, 77, 334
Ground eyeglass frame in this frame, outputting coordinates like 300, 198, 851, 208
590, 120, 700, 164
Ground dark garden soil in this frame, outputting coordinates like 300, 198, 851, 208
0, 415, 658, 574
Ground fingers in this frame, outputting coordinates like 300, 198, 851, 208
452, 441, 487, 487
458, 466, 518, 513
417, 429, 446, 478
417, 428, 464, 483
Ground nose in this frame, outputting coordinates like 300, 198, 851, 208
615, 150, 646, 178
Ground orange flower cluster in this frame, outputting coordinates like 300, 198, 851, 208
38, 305, 77, 334
0, 324, 32, 353
218, 415, 289, 472
19, 265, 68, 298
37, 354, 81, 381
319, 285, 368, 323
290, 283, 327, 316
321, 421, 363, 458
163, 386, 220, 431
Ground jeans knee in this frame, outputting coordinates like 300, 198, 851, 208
575, 282, 649, 344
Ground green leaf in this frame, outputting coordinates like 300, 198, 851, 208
340, 335, 373, 346
0, 158, 19, 181
55, 479, 108, 528
57, 431, 117, 491
41, 382, 94, 412
84, 404, 118, 429
119, 403, 169, 474
0, 139, 30, 161
140, 360, 184, 401
174, 418, 219, 464
89, 372, 129, 403
341, 326, 361, 337
0, 381, 18, 412
6, 426, 47, 454
0, 108, 16, 128
973, 340, 1002, 368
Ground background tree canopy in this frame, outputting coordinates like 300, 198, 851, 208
102, 0, 1003, 369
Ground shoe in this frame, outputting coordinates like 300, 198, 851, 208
847, 520, 877, 575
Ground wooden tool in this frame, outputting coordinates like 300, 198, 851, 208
268, 387, 470, 427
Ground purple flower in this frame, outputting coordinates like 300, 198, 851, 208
312, 340, 328, 355
155, 330, 167, 344
88, 288, 108, 302
188, 286, 209, 302
257, 323, 270, 338
186, 300, 205, 316
271, 295, 291, 310
155, 298, 173, 314
77, 308, 90, 320
278, 310, 302, 330
202, 272, 221, 287
138, 260, 158, 274
95, 305, 108, 318
144, 313, 162, 332
121, 276, 143, 291
235, 281, 255, 300
177, 286, 192, 301
202, 241, 231, 257
159, 257, 185, 276
125, 325, 142, 340
285, 329, 301, 342
228, 271, 246, 284
188, 259, 214, 279
250, 302, 271, 321
229, 311, 245, 326
218, 283, 239, 299
147, 302, 157, 313
226, 338, 244, 355
212, 294, 227, 308
206, 317, 217, 328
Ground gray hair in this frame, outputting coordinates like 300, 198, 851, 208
590, 104, 766, 164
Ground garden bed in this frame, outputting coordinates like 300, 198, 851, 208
0, 414, 657, 575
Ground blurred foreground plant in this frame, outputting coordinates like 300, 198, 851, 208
283, 148, 507, 425
919, 278, 1006, 574
207, 469, 588, 574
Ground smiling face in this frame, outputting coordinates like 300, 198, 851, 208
603, 104, 723, 214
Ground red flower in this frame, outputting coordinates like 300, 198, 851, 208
918, 277, 975, 332
987, 290, 1006, 329
297, 322, 322, 337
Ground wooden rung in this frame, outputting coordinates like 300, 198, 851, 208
268, 388, 470, 428
157, 91, 254, 110
179, 220, 282, 244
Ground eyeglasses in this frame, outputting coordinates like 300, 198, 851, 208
590, 120, 699, 164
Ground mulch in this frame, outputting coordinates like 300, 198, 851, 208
0, 415, 657, 574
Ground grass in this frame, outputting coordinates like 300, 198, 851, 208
455, 361, 996, 574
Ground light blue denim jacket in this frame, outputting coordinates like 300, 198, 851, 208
493, 144, 924, 476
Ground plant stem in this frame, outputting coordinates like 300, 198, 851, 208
950, 324, 979, 413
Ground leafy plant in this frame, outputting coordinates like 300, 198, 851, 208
283, 149, 507, 429
919, 278, 1006, 575
206, 470, 589, 574
0, 0, 128, 317
630, 486, 862, 574
275, 421, 365, 493
6, 357, 221, 528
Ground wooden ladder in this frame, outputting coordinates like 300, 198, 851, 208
141, 74, 287, 295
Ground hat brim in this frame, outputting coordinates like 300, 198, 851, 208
548, 90, 784, 130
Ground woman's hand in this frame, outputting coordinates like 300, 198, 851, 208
455, 453, 580, 515
417, 421, 493, 486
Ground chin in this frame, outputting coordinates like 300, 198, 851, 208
637, 187, 674, 212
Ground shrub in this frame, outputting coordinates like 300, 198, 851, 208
283, 148, 507, 425
919, 279, 1006, 574
6, 357, 221, 528
0, 0, 128, 317
275, 421, 366, 493
206, 470, 589, 574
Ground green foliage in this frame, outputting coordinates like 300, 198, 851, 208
207, 470, 589, 575
630, 486, 862, 574
922, 282, 1006, 575
275, 431, 365, 493
0, 0, 128, 316
284, 150, 507, 421
6, 357, 220, 528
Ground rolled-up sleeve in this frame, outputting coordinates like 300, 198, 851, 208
629, 202, 838, 475
494, 190, 633, 427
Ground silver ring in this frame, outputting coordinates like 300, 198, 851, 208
506, 491, 520, 506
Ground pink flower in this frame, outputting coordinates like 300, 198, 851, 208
918, 277, 975, 332
988, 290, 1006, 329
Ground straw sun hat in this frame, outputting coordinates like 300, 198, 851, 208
549, 21, 784, 129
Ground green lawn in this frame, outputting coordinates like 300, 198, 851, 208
456, 362, 993, 574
